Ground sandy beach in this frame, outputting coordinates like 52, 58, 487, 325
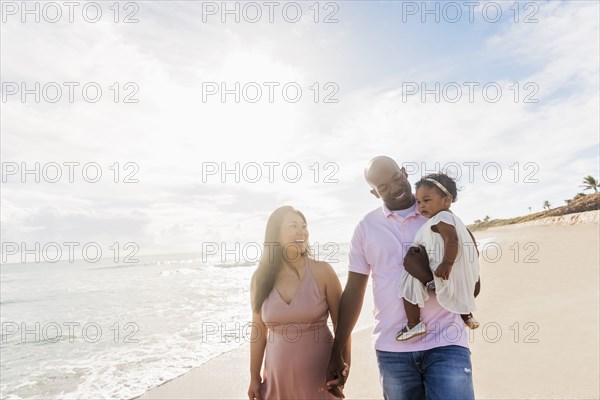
137, 212, 599, 400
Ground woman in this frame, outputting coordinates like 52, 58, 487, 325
248, 206, 350, 400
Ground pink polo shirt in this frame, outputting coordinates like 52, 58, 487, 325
349, 203, 469, 351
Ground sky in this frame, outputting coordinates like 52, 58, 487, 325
1, 0, 599, 260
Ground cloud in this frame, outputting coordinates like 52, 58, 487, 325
1, 1, 598, 256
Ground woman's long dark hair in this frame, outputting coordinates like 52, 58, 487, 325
251, 206, 311, 314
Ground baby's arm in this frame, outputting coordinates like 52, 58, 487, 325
431, 222, 459, 280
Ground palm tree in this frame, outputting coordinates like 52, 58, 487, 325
483, 215, 490, 223
581, 175, 598, 192
528, 206, 532, 213
543, 200, 551, 210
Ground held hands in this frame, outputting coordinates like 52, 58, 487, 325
324, 363, 349, 398
248, 376, 262, 400
324, 348, 349, 398
434, 262, 452, 280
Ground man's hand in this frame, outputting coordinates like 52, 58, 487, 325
403, 245, 433, 285
325, 346, 347, 398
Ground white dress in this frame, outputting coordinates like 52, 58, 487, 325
399, 211, 480, 314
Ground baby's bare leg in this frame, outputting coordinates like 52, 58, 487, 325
404, 298, 421, 329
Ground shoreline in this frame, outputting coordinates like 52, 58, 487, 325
135, 284, 377, 400
134, 326, 379, 400
135, 220, 599, 400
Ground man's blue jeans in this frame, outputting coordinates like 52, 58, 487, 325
376, 345, 475, 400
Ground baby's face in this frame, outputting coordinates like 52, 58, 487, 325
415, 185, 451, 218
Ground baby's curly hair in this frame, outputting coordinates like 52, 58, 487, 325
415, 173, 458, 203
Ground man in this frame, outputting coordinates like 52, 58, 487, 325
326, 156, 475, 400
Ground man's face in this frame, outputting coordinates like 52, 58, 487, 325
368, 164, 414, 210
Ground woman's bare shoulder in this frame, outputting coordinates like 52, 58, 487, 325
310, 258, 333, 269
310, 259, 337, 279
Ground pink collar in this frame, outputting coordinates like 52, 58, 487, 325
381, 202, 422, 218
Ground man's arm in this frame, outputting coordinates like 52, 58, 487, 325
323, 262, 351, 367
466, 228, 482, 297
466, 228, 480, 257
326, 272, 368, 392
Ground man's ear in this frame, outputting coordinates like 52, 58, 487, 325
400, 166, 407, 177
370, 189, 380, 199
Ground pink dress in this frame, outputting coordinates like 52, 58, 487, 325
260, 258, 338, 400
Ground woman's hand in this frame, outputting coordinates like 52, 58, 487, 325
342, 362, 349, 379
248, 376, 262, 400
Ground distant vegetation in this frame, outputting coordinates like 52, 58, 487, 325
469, 192, 600, 231
581, 175, 598, 193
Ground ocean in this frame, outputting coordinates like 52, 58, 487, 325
0, 243, 351, 399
